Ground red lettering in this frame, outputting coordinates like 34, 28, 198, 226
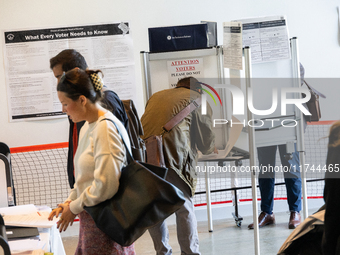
176, 66, 195, 72
171, 59, 199, 66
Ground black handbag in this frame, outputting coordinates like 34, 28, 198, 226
84, 118, 185, 246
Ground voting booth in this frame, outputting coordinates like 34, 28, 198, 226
140, 46, 252, 229
141, 38, 307, 255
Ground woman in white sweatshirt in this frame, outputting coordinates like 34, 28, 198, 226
48, 68, 135, 255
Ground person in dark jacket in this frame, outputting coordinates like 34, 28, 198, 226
322, 121, 340, 255
50, 49, 128, 189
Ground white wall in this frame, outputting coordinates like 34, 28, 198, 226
1, 0, 339, 148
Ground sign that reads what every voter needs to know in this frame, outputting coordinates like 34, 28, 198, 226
3, 23, 136, 122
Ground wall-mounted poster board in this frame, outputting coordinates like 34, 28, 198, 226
3, 22, 136, 122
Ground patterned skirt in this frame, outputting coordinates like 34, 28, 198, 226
75, 210, 136, 255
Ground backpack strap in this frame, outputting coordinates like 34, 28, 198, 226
303, 80, 326, 98
162, 97, 201, 133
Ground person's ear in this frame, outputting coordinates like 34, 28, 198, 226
79, 95, 87, 106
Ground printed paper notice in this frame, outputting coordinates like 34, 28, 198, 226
233, 15, 290, 64
223, 22, 243, 70
3, 22, 136, 121
167, 58, 204, 88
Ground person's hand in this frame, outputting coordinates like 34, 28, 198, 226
214, 146, 218, 154
48, 206, 63, 221
56, 203, 77, 232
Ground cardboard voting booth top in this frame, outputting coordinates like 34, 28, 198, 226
148, 23, 213, 53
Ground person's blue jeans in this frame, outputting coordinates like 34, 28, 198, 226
257, 144, 302, 214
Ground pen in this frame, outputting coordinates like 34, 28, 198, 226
37, 212, 41, 216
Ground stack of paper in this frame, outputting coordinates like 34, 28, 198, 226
0, 204, 58, 228
8, 240, 45, 254
0, 204, 59, 254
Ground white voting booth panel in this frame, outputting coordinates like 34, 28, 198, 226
230, 58, 300, 148
251, 59, 300, 147
144, 48, 223, 95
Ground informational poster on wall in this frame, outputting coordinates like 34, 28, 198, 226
223, 22, 243, 70
3, 22, 136, 121
167, 58, 204, 88
233, 15, 290, 64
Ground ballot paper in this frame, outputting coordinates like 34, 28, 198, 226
198, 116, 244, 161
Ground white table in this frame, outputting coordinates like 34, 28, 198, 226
1, 205, 66, 255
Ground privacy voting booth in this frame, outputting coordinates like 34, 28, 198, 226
242, 39, 307, 255
140, 37, 307, 255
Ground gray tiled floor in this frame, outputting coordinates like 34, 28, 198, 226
62, 208, 322, 255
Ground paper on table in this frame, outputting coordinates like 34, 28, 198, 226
0, 204, 37, 215
0, 204, 58, 228
8, 239, 45, 254
198, 116, 244, 161
3, 211, 58, 228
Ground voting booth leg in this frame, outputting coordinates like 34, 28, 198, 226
140, 51, 152, 102
300, 152, 308, 220
204, 164, 213, 232
291, 38, 308, 220
245, 46, 260, 255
